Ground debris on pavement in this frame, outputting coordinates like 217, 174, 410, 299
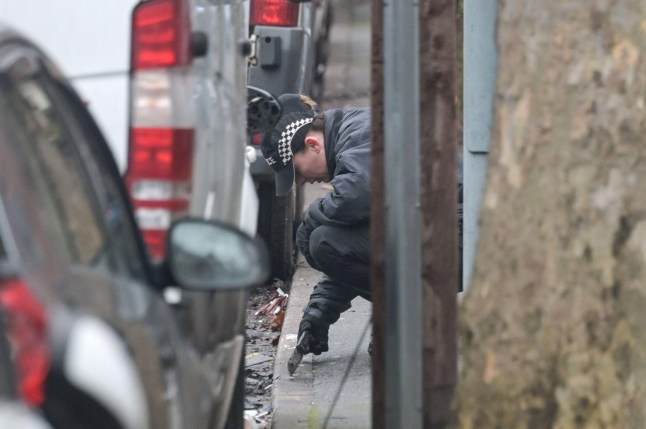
245, 352, 273, 367
255, 286, 289, 332
245, 280, 290, 429
244, 409, 271, 429
255, 287, 288, 316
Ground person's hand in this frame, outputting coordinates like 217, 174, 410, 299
298, 316, 329, 355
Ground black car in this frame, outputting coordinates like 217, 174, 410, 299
247, 0, 334, 281
0, 25, 268, 429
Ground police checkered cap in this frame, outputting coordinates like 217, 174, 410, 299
260, 94, 318, 196
276, 116, 314, 165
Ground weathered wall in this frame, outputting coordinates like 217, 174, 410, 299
453, 1, 646, 427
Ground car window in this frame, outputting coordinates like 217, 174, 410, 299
0, 60, 109, 269
53, 88, 149, 283
1, 52, 150, 286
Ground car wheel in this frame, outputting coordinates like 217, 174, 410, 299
257, 182, 296, 281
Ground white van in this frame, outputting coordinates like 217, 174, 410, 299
0, 0, 258, 249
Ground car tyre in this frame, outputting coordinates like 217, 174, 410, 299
257, 182, 296, 281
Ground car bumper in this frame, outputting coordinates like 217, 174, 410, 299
249, 147, 274, 181
0, 401, 54, 429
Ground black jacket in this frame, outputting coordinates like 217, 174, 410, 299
306, 107, 371, 228
296, 107, 372, 328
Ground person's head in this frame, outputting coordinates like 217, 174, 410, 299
260, 94, 329, 196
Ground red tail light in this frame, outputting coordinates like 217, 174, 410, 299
131, 0, 191, 70
125, 127, 194, 260
128, 128, 194, 180
250, 132, 262, 146
250, 0, 299, 27
0, 277, 49, 406
128, 0, 195, 260
140, 230, 168, 260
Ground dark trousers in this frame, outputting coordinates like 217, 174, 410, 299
302, 223, 371, 326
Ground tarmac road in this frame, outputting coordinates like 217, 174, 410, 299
271, 1, 373, 428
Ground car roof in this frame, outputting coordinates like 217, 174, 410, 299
0, 22, 26, 44
0, 22, 62, 77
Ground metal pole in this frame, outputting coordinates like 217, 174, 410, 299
383, 0, 423, 427
370, 0, 385, 426
463, 0, 498, 290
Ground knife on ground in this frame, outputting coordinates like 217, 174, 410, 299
287, 330, 312, 376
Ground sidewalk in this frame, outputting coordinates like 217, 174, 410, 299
272, 254, 372, 429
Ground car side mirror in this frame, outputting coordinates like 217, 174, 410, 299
247, 85, 282, 135
167, 218, 269, 291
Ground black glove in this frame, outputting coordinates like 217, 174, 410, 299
297, 316, 329, 356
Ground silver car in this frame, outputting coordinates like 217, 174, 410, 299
0, 24, 268, 429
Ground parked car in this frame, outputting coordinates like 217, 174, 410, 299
0, 23, 269, 429
247, 0, 333, 280
248, 0, 333, 99
0, 5, 270, 428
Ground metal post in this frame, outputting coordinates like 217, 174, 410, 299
383, 0, 423, 428
370, 0, 385, 427
463, 0, 498, 290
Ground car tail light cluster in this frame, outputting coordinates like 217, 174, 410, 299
126, 0, 195, 260
250, 132, 262, 146
250, 0, 299, 27
0, 277, 49, 406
